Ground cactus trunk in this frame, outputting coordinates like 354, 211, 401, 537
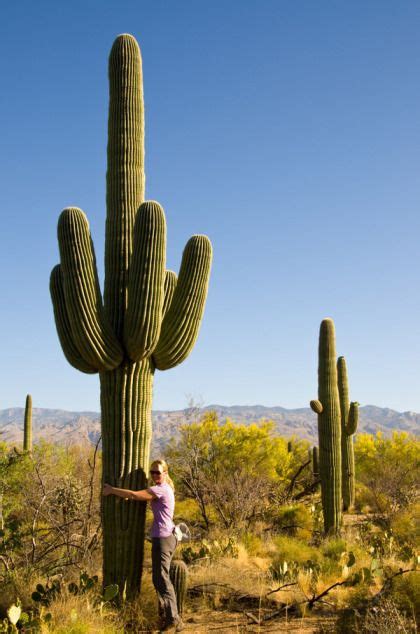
312, 319, 342, 534
24, 394, 32, 452
100, 360, 153, 592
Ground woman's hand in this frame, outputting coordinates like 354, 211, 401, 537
102, 483, 114, 496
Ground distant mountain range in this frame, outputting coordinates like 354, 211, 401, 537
1, 404, 418, 455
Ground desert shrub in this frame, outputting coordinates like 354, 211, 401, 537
166, 413, 316, 533
173, 497, 209, 528
321, 537, 348, 561
271, 535, 320, 566
392, 572, 420, 621
180, 536, 239, 565
355, 432, 420, 521
240, 532, 265, 557
362, 597, 416, 633
0, 440, 102, 584
271, 504, 313, 539
390, 502, 420, 548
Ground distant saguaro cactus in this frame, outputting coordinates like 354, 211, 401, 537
337, 357, 359, 511
169, 559, 188, 615
24, 394, 32, 453
310, 319, 342, 534
50, 34, 212, 597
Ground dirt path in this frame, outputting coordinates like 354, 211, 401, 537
152, 610, 337, 633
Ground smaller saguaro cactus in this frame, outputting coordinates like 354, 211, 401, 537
310, 318, 342, 534
287, 440, 293, 453
337, 356, 359, 511
169, 559, 188, 616
23, 394, 32, 452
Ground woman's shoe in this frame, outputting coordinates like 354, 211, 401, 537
160, 617, 184, 632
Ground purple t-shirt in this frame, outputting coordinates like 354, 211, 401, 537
148, 482, 175, 538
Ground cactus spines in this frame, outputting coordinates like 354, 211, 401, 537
23, 394, 32, 453
337, 356, 359, 511
50, 34, 212, 597
169, 559, 188, 615
311, 318, 342, 534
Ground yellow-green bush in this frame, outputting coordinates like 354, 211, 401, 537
270, 535, 320, 566
390, 502, 419, 547
392, 571, 420, 621
321, 537, 348, 561
240, 532, 265, 557
355, 432, 420, 518
271, 504, 313, 539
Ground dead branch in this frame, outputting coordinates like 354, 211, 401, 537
266, 581, 298, 597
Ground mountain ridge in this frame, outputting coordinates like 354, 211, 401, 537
1, 404, 418, 455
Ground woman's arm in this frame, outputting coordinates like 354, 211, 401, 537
102, 483, 156, 501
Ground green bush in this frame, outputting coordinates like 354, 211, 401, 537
271, 504, 313, 539
240, 532, 265, 557
271, 535, 320, 566
321, 537, 348, 561
392, 572, 420, 621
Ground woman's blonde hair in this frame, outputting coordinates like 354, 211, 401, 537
150, 459, 175, 491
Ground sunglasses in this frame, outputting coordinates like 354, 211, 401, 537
150, 470, 163, 476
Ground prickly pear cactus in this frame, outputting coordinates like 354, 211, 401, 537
50, 34, 212, 597
310, 318, 342, 534
337, 356, 359, 511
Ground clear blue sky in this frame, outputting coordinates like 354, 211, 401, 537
1, 1, 420, 413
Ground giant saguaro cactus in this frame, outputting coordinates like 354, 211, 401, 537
23, 394, 32, 453
310, 318, 342, 534
50, 34, 212, 597
337, 357, 359, 511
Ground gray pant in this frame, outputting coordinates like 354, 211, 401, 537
151, 534, 178, 623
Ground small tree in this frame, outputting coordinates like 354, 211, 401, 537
355, 432, 420, 519
167, 413, 313, 531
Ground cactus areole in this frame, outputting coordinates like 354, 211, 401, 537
50, 35, 212, 597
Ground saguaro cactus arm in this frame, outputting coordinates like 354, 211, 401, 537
162, 270, 177, 317
312, 446, 319, 476
346, 401, 359, 435
57, 207, 123, 371
124, 201, 166, 361
50, 265, 98, 374
153, 235, 212, 370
